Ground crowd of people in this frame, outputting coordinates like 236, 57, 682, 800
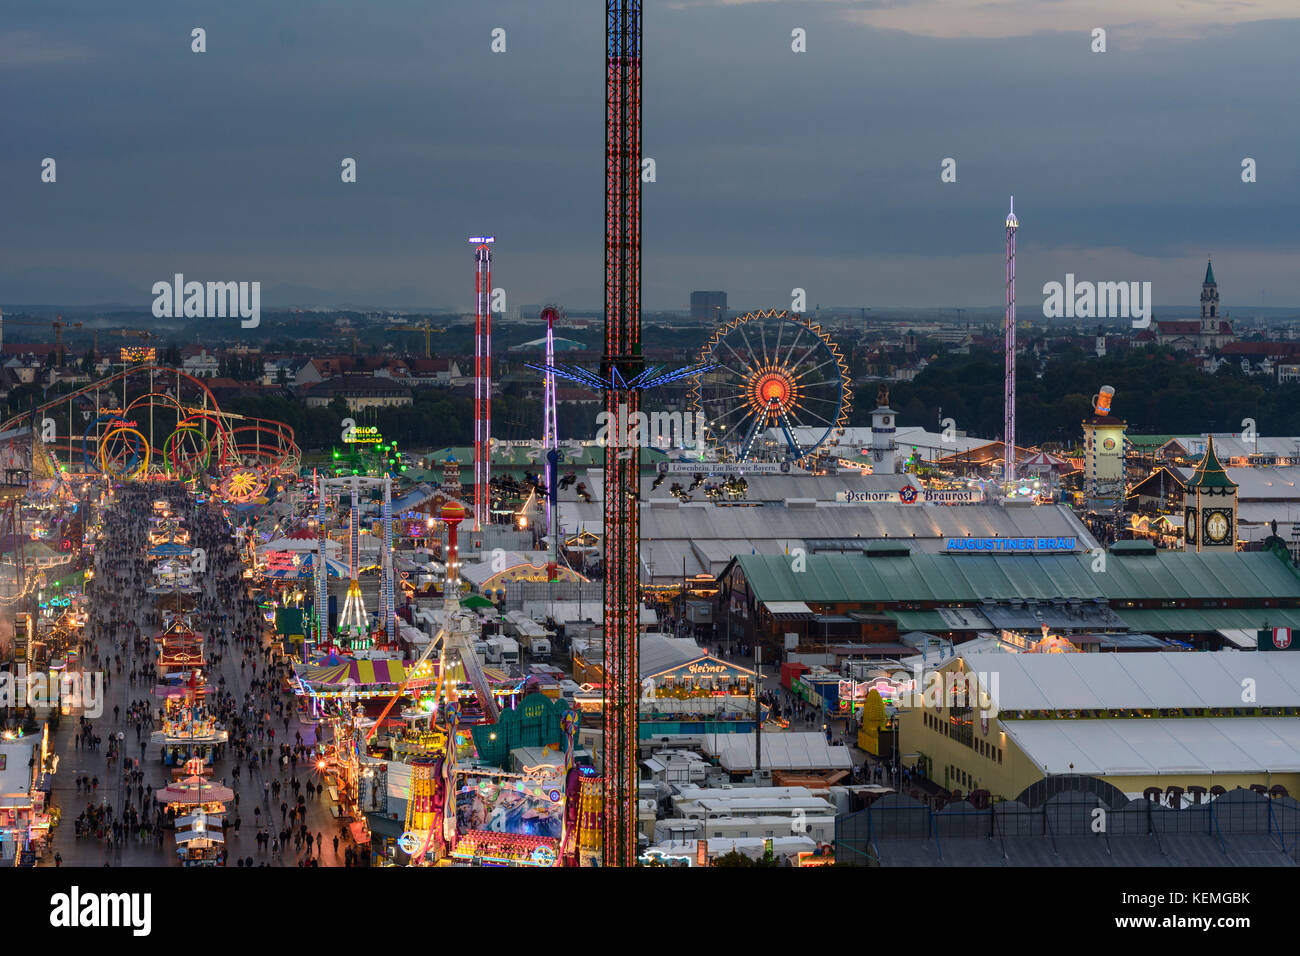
60, 482, 363, 867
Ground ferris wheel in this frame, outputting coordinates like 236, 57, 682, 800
689, 310, 851, 462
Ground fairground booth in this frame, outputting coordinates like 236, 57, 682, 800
639, 634, 758, 738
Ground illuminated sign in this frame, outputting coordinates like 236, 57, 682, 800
945, 536, 1077, 553
120, 346, 157, 364
685, 662, 730, 675
659, 461, 791, 475
467, 236, 496, 244
837, 488, 977, 504
346, 426, 383, 445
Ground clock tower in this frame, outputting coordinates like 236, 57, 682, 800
1184, 435, 1237, 552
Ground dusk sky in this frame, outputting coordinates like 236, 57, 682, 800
4, 0, 1299, 313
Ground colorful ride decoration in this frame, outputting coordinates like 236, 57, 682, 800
689, 310, 851, 462
220, 466, 266, 502
469, 691, 570, 768
400, 756, 446, 864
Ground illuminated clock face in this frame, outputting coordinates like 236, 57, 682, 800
1206, 512, 1229, 543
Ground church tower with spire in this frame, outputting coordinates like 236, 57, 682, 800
1200, 260, 1219, 334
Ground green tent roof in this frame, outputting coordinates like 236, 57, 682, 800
1187, 435, 1235, 489
1126, 434, 1179, 450
730, 548, 1300, 605
1118, 607, 1300, 634
1204, 259, 1215, 285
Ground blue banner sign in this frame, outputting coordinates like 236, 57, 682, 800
945, 536, 1077, 553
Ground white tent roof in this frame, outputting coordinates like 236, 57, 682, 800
1003, 717, 1300, 775
640, 633, 705, 678
962, 650, 1300, 711
522, 601, 655, 627
702, 732, 854, 773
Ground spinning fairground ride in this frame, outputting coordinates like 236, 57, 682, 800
688, 310, 851, 463
0, 365, 300, 499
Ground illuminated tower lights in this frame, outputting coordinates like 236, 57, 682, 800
602, 0, 643, 868
315, 471, 328, 645
541, 306, 560, 535
471, 236, 495, 531
382, 476, 397, 645
337, 484, 370, 642
1004, 196, 1018, 488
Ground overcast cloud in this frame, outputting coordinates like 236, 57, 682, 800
2, 0, 1297, 313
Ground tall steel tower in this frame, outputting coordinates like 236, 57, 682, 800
603, 0, 643, 868
528, 0, 712, 864
1004, 197, 1018, 488
541, 307, 560, 534
471, 236, 495, 530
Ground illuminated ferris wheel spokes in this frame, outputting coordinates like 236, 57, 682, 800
690, 310, 851, 462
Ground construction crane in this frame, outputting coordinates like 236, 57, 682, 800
390, 318, 446, 359
1, 313, 83, 366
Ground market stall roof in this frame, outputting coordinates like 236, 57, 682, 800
392, 483, 438, 512
0, 740, 35, 807
175, 829, 225, 844
296, 657, 411, 686
764, 601, 815, 621
149, 542, 192, 556
156, 778, 234, 804
261, 534, 343, 553
260, 553, 349, 578
175, 811, 224, 828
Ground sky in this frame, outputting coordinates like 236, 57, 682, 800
3, 0, 1300, 314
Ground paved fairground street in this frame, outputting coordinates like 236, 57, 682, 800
25, 484, 365, 868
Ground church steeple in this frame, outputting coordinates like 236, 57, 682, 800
1200, 258, 1220, 333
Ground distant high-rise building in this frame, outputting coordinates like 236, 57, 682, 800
690, 291, 727, 324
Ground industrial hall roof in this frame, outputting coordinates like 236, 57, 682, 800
725, 548, 1300, 606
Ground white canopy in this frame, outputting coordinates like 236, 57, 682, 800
1003, 716, 1300, 775
702, 732, 853, 773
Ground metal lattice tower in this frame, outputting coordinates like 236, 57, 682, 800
472, 237, 495, 530
1004, 196, 1018, 488
603, 0, 642, 868
382, 476, 396, 644
314, 471, 328, 644
541, 306, 560, 534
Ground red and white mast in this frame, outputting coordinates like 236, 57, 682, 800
471, 236, 495, 530
1004, 197, 1018, 489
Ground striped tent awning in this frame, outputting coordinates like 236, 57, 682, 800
296, 658, 409, 686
